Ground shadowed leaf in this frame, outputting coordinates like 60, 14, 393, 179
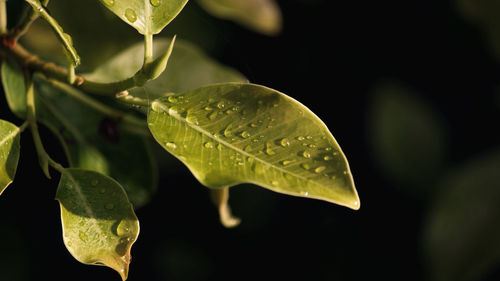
0, 120, 21, 196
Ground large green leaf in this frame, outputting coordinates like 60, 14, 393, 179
99, 0, 189, 35
0, 120, 21, 196
56, 168, 139, 280
198, 0, 282, 35
36, 80, 157, 208
148, 83, 360, 209
85, 38, 246, 97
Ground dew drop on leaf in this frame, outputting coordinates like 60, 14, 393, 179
117, 220, 131, 237
204, 142, 215, 149
280, 138, 290, 147
314, 166, 326, 174
125, 8, 137, 23
167, 96, 177, 103
165, 142, 177, 149
240, 131, 251, 138
150, 0, 161, 7
302, 150, 311, 159
296, 136, 305, 141
103, 0, 115, 7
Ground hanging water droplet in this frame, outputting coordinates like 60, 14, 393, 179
281, 160, 295, 166
265, 142, 276, 155
105, 203, 114, 210
125, 8, 137, 23
204, 142, 215, 149
217, 101, 225, 109
103, 0, 115, 7
240, 131, 251, 138
186, 115, 199, 125
224, 125, 233, 138
280, 138, 290, 147
314, 166, 326, 173
117, 220, 131, 236
301, 163, 311, 170
302, 150, 311, 159
150, 0, 161, 7
297, 136, 305, 141
165, 142, 177, 149
167, 96, 178, 103
208, 111, 218, 120
306, 136, 313, 140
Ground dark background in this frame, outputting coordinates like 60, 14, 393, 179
1, 0, 500, 281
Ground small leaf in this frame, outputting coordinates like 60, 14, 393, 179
99, 0, 189, 35
0, 120, 21, 196
1, 60, 27, 119
148, 83, 360, 209
84, 38, 246, 96
25, 0, 80, 66
423, 149, 500, 281
198, 0, 282, 35
56, 168, 139, 280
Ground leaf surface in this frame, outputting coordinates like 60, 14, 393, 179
85, 38, 246, 97
148, 83, 359, 209
56, 168, 139, 280
198, 0, 282, 35
0, 120, 21, 196
1, 60, 27, 119
99, 0, 189, 34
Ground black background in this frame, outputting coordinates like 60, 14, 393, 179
1, 0, 500, 281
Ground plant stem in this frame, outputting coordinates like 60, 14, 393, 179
25, 71, 51, 179
19, 121, 29, 132
144, 33, 154, 65
0, 0, 7, 35
48, 157, 66, 174
210, 187, 241, 228
8, 0, 50, 43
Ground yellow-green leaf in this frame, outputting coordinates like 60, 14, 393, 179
0, 120, 21, 196
56, 168, 140, 280
99, 0, 189, 35
148, 83, 360, 209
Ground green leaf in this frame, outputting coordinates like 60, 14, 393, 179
85, 38, 246, 97
25, 0, 80, 66
1, 60, 27, 119
198, 0, 282, 35
36, 80, 157, 208
56, 168, 139, 280
99, 0, 189, 35
423, 149, 500, 281
0, 120, 21, 196
367, 81, 448, 194
148, 83, 360, 209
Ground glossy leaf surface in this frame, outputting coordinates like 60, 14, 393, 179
56, 168, 139, 280
423, 150, 500, 281
99, 0, 189, 35
85, 38, 246, 97
1, 60, 27, 119
148, 83, 359, 209
0, 120, 21, 196
198, 0, 282, 35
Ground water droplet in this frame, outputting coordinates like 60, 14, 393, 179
165, 142, 177, 149
301, 163, 311, 170
265, 142, 276, 155
296, 136, 305, 141
117, 220, 131, 237
186, 115, 199, 125
302, 191, 309, 196
325, 147, 332, 151
333, 152, 339, 156
103, 0, 115, 7
204, 142, 215, 149
105, 203, 114, 210
271, 180, 279, 186
308, 144, 317, 148
217, 101, 225, 109
240, 131, 251, 138
280, 138, 290, 147
208, 111, 218, 120
150, 0, 161, 7
331, 175, 337, 180
224, 125, 233, 138
306, 136, 313, 140
167, 96, 177, 103
281, 160, 295, 166
250, 123, 259, 128
125, 8, 137, 23
217, 144, 223, 151
323, 155, 333, 161
225, 109, 233, 115
204, 106, 213, 111
99, 188, 106, 194
343, 170, 348, 175
244, 145, 251, 152
302, 151, 311, 159
314, 166, 326, 173
273, 103, 279, 107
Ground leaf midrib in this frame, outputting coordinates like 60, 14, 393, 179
152, 101, 313, 185
0, 127, 19, 147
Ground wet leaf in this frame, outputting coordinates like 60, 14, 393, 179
98, 0, 189, 35
148, 83, 359, 209
56, 168, 139, 281
198, 0, 282, 35
85, 38, 246, 97
423, 149, 500, 281
0, 120, 21, 196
